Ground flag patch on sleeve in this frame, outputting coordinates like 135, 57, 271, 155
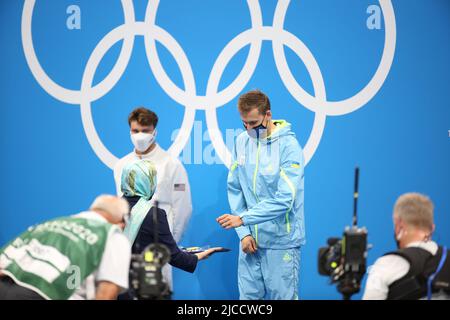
174, 183, 186, 191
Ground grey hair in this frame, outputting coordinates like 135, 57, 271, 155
393, 192, 434, 231
90, 194, 129, 222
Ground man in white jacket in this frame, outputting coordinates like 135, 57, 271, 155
113, 107, 193, 290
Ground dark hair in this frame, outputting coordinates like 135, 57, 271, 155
128, 107, 158, 128
238, 90, 271, 115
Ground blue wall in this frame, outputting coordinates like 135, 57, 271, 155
1, 0, 449, 299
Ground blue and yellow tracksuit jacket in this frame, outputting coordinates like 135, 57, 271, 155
228, 119, 305, 249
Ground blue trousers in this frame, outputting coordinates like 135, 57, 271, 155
238, 247, 300, 300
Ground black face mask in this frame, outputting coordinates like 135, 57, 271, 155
244, 115, 267, 139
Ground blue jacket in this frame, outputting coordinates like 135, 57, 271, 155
228, 120, 305, 249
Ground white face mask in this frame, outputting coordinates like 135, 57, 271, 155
130, 130, 157, 152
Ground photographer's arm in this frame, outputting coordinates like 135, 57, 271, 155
362, 255, 410, 300
95, 281, 121, 300
94, 232, 131, 299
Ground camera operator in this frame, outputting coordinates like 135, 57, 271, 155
363, 193, 450, 300
0, 195, 131, 300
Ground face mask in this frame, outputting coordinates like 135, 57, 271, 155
130, 130, 157, 152
245, 115, 267, 139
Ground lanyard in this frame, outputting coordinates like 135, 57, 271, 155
427, 246, 447, 300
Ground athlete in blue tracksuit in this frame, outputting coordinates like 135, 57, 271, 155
218, 93, 305, 299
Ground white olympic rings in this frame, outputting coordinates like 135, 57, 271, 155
21, 0, 396, 169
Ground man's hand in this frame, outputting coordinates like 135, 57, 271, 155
195, 247, 223, 260
216, 214, 243, 229
241, 235, 257, 254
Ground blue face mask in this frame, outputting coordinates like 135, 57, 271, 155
244, 115, 267, 139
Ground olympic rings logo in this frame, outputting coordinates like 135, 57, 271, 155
21, 0, 396, 169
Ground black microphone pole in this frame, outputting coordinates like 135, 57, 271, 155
153, 200, 159, 244
353, 167, 359, 227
